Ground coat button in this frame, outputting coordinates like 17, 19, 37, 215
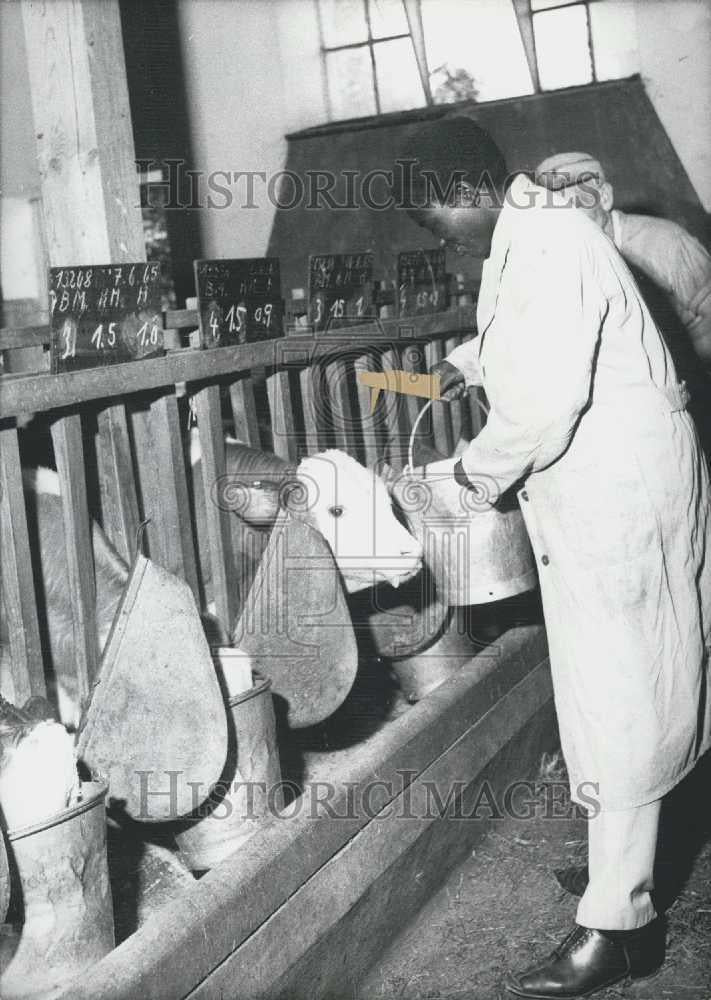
521, 490, 529, 501
541, 554, 550, 566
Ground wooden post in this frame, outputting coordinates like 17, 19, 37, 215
20, 0, 147, 700
21, 0, 145, 265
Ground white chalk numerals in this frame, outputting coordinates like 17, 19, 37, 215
60, 319, 77, 360
225, 303, 247, 334
90, 321, 118, 350
137, 320, 160, 348
254, 303, 272, 327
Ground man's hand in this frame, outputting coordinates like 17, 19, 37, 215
430, 360, 467, 401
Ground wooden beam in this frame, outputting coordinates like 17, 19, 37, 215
51, 414, 100, 705
96, 404, 140, 564
56, 626, 549, 1000
0, 427, 46, 701
266, 369, 299, 464
403, 0, 432, 105
238, 702, 556, 1000
129, 393, 199, 599
512, 0, 541, 94
21, 0, 145, 265
193, 385, 239, 631
189, 676, 554, 999
0, 309, 478, 420
229, 376, 261, 449
353, 351, 384, 467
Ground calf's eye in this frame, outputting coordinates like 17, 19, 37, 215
328, 505, 344, 518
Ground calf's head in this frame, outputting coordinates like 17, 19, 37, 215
290, 450, 423, 594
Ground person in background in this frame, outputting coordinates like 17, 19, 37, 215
394, 117, 711, 999
534, 152, 711, 366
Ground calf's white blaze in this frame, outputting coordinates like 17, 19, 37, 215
295, 451, 423, 593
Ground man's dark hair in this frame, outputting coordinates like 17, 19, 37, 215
392, 116, 508, 209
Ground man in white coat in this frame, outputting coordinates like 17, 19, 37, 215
394, 118, 711, 998
534, 152, 711, 366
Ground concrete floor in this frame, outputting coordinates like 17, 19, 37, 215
358, 751, 711, 1000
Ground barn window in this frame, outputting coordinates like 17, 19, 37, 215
318, 0, 640, 121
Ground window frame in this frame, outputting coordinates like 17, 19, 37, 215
316, 0, 424, 117
529, 0, 598, 89
318, 0, 615, 122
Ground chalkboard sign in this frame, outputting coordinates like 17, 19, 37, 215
308, 253, 375, 332
194, 258, 284, 347
49, 263, 164, 373
397, 249, 450, 318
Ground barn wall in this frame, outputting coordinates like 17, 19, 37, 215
0, 0, 44, 311
167, 0, 711, 264
0, 0, 40, 201
267, 77, 707, 300
634, 0, 711, 211
2, 0, 710, 301
174, 0, 326, 261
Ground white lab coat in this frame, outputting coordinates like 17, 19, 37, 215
611, 209, 711, 361
447, 175, 711, 811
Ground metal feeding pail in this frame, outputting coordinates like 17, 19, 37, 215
0, 780, 114, 1000
174, 664, 283, 872
394, 400, 537, 607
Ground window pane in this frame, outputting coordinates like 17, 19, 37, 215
590, 0, 640, 81
533, 6, 594, 89
319, 0, 368, 48
326, 48, 377, 120
368, 0, 409, 38
374, 37, 425, 112
422, 0, 534, 103
531, 0, 581, 10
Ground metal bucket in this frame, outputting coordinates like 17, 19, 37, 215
174, 670, 284, 871
395, 400, 537, 607
0, 780, 114, 1000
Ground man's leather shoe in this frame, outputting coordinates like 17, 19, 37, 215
553, 865, 589, 898
505, 919, 665, 998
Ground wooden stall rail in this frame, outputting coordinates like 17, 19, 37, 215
0, 307, 482, 717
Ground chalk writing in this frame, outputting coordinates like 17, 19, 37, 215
49, 263, 164, 373
194, 258, 284, 347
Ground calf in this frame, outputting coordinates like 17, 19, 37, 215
1, 441, 422, 726
189, 431, 424, 602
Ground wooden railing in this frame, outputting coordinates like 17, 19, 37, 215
0, 307, 480, 713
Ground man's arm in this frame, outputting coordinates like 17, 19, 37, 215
619, 214, 711, 364
457, 230, 605, 501
443, 339, 483, 387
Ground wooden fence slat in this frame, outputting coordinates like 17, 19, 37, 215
444, 334, 466, 446
325, 358, 359, 458
424, 339, 455, 458
353, 351, 383, 468
51, 414, 99, 706
194, 386, 239, 631
96, 404, 140, 564
229, 375, 261, 448
299, 364, 327, 457
266, 369, 298, 463
400, 339, 427, 431
380, 346, 412, 470
130, 393, 200, 599
0, 427, 46, 701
